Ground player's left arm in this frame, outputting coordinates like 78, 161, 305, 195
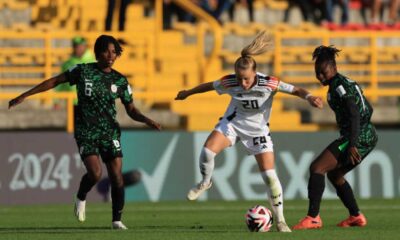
277, 81, 323, 109
344, 96, 361, 164
9, 73, 68, 109
124, 102, 161, 130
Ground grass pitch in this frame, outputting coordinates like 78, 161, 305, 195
0, 199, 399, 240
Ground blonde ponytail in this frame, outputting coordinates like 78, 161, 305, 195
236, 30, 273, 70
241, 30, 273, 57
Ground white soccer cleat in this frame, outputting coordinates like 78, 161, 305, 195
112, 221, 128, 230
187, 181, 212, 201
74, 198, 86, 222
276, 221, 292, 232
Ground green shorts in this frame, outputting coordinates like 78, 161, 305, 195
327, 124, 378, 169
76, 137, 123, 162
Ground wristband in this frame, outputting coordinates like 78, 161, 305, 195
305, 93, 312, 100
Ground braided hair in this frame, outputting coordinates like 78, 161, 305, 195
234, 30, 273, 71
94, 35, 123, 59
312, 45, 341, 66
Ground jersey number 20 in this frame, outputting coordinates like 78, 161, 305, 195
242, 100, 259, 109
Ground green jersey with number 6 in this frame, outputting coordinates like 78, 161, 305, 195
65, 63, 133, 140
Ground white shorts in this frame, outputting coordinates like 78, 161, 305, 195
214, 118, 274, 155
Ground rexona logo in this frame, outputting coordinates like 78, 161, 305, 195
133, 133, 398, 202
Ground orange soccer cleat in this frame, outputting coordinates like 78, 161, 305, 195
293, 215, 323, 230
337, 214, 367, 227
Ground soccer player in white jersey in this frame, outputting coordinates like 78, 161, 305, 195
175, 31, 323, 233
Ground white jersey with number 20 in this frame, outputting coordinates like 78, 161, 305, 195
213, 72, 294, 155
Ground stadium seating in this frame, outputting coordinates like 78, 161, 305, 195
1, 0, 400, 132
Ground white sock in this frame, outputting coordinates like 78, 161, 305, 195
261, 169, 285, 223
199, 147, 216, 184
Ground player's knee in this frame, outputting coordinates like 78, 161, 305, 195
327, 172, 344, 186
200, 147, 216, 163
88, 169, 102, 183
110, 174, 124, 188
309, 162, 323, 174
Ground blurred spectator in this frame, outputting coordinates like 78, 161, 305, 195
105, 0, 132, 31
371, 0, 399, 25
310, 0, 329, 24
228, 0, 255, 22
325, 0, 350, 25
163, 0, 193, 29
55, 37, 95, 106
284, 0, 313, 22
359, 0, 374, 25
209, 0, 233, 23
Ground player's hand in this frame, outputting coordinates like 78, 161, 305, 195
146, 119, 162, 131
8, 96, 25, 109
348, 146, 361, 165
308, 96, 323, 109
175, 90, 189, 100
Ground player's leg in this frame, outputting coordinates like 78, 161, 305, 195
105, 157, 127, 229
187, 128, 233, 201
293, 140, 341, 230
101, 138, 127, 229
75, 154, 103, 222
254, 152, 291, 232
327, 168, 367, 227
329, 130, 377, 227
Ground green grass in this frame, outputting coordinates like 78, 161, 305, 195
1, 199, 399, 240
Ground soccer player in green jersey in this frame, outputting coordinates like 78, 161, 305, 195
9, 35, 161, 230
293, 46, 378, 230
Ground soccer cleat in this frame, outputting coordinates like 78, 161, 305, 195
337, 213, 367, 227
276, 221, 292, 232
293, 215, 323, 230
74, 198, 86, 222
187, 181, 212, 201
112, 221, 128, 230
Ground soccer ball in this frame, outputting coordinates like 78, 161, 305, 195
245, 205, 273, 232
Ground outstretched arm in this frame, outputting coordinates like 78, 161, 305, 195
175, 82, 214, 100
124, 102, 161, 130
290, 86, 323, 109
9, 73, 68, 109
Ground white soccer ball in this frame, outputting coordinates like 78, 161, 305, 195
245, 205, 273, 232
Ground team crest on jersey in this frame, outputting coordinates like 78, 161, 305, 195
336, 85, 347, 97
111, 84, 118, 93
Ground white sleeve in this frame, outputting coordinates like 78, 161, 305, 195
213, 80, 227, 95
277, 81, 295, 94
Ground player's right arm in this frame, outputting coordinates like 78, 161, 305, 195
175, 82, 214, 100
9, 73, 68, 109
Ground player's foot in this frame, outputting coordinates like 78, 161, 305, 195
74, 198, 86, 222
187, 181, 212, 201
112, 221, 128, 230
276, 221, 292, 232
337, 213, 367, 227
293, 215, 322, 230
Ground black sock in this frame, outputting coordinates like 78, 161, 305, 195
307, 173, 325, 218
111, 185, 125, 222
334, 181, 360, 216
77, 174, 97, 201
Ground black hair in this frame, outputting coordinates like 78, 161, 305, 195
312, 45, 341, 66
94, 35, 123, 59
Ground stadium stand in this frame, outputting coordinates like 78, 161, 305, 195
1, 0, 400, 132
